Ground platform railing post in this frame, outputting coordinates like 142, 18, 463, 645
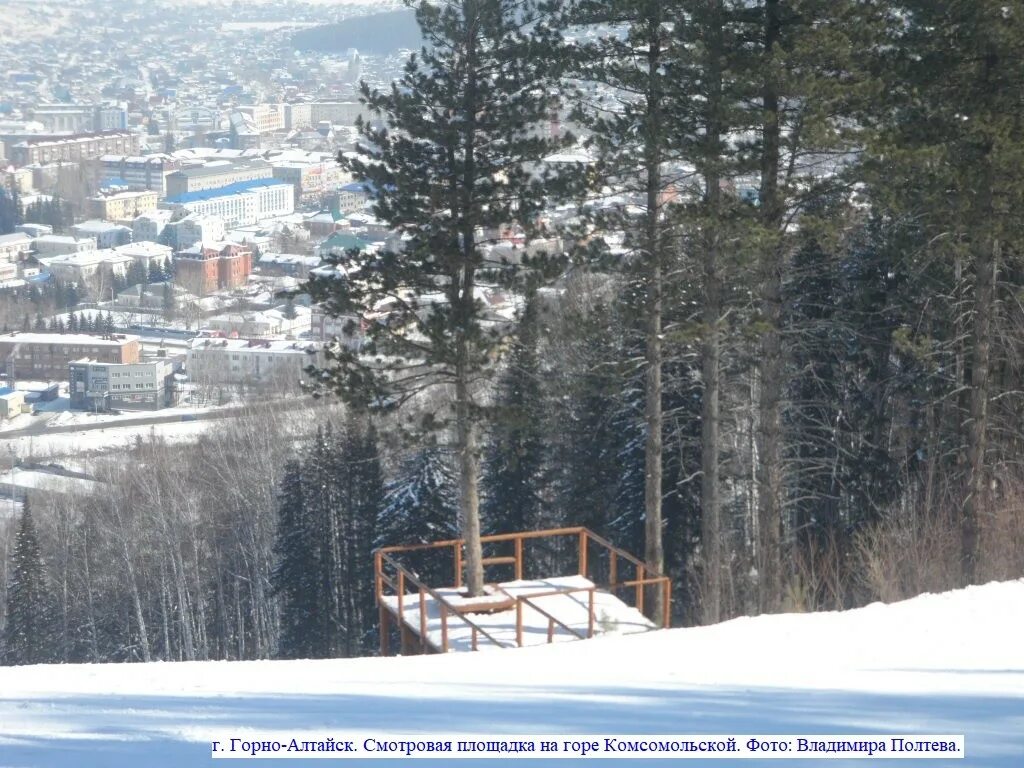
440, 603, 448, 653
419, 588, 427, 652
578, 530, 588, 577
397, 570, 405, 618
662, 577, 671, 629
472, 625, 478, 652
636, 566, 645, 615
588, 588, 595, 638
379, 604, 389, 656
516, 600, 523, 647
514, 536, 523, 581
547, 618, 554, 643
374, 551, 382, 603
454, 542, 463, 590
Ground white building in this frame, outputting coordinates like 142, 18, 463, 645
133, 209, 175, 243
33, 235, 97, 258
45, 249, 134, 288
168, 181, 294, 228
112, 241, 174, 269
187, 337, 323, 385
0, 233, 33, 262
163, 213, 226, 250
71, 220, 133, 249
69, 357, 176, 411
203, 306, 312, 339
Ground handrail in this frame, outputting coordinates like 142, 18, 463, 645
376, 526, 589, 554
378, 551, 511, 651
375, 527, 673, 653
517, 594, 587, 642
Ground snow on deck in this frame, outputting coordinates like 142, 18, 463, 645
381, 575, 655, 652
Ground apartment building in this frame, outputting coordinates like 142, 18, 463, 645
187, 337, 323, 385
99, 154, 180, 196
0, 332, 141, 379
238, 104, 285, 134
8, 132, 140, 167
87, 189, 159, 221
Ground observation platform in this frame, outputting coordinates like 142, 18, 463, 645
375, 527, 670, 654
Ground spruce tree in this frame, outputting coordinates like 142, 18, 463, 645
377, 445, 460, 588
271, 460, 319, 659
866, 0, 1024, 585
2, 499, 58, 666
306, 0, 573, 596
481, 298, 550, 538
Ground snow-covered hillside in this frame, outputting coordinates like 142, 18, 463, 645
1, 580, 1022, 767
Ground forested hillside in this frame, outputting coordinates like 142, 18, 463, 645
2, 0, 1023, 666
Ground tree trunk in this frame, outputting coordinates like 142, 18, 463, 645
700, 0, 725, 626
964, 236, 996, 585
457, 371, 484, 596
642, 4, 665, 625
756, 0, 784, 614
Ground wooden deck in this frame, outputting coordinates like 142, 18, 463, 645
375, 527, 671, 654
381, 575, 656, 653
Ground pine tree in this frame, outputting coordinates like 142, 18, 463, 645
2, 499, 58, 666
104, 312, 115, 338
306, 0, 574, 596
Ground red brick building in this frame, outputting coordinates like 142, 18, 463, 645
0, 332, 141, 380
174, 243, 253, 297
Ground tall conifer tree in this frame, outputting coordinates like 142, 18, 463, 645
2, 499, 58, 666
307, 0, 573, 595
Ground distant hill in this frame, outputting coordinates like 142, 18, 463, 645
291, 10, 422, 55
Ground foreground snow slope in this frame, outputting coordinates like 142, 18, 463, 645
1, 580, 1022, 767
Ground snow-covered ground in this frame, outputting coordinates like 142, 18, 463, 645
1, 580, 1021, 766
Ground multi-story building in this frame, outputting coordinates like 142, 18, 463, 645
99, 154, 180, 196
112, 241, 173, 271
8, 132, 140, 167
310, 102, 364, 126
132, 209, 175, 243
31, 103, 128, 133
45, 249, 134, 292
284, 103, 313, 131
0, 233, 33, 262
174, 242, 252, 297
238, 104, 285, 134
164, 159, 273, 198
163, 213, 226, 250
70, 221, 133, 249
0, 332, 141, 379
69, 357, 177, 411
87, 190, 159, 222
187, 337, 323, 385
33, 235, 97, 258
167, 180, 294, 228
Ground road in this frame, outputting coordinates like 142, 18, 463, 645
0, 404, 275, 440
